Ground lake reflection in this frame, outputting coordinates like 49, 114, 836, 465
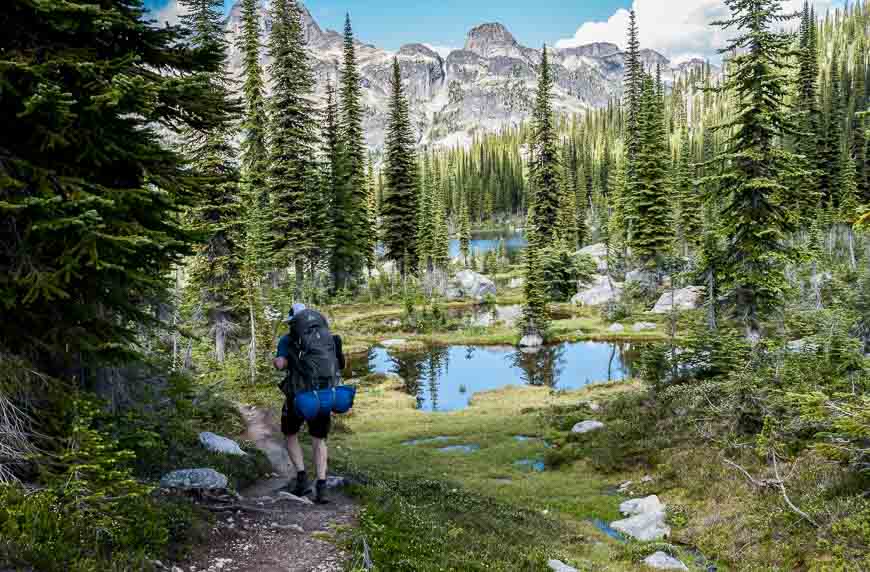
448, 230, 527, 260
345, 342, 641, 412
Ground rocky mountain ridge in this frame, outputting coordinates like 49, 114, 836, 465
225, 1, 715, 150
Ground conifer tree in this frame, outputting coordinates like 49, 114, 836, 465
1, 0, 232, 375
267, 0, 320, 296
675, 126, 702, 255
709, 0, 802, 339
382, 58, 419, 277
558, 145, 581, 248
521, 222, 550, 340
432, 163, 451, 268
529, 47, 563, 243
179, 0, 243, 363
331, 14, 367, 289
459, 197, 472, 266
364, 158, 379, 273
417, 152, 436, 272
820, 49, 845, 206
793, 1, 821, 216
238, 0, 271, 380
631, 74, 672, 267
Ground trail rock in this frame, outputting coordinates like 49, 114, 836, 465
576, 243, 609, 273
547, 560, 578, 572
160, 469, 228, 491
447, 270, 497, 301
572, 275, 623, 307
651, 286, 705, 314
608, 324, 625, 333
199, 432, 247, 457
620, 495, 665, 516
571, 420, 604, 434
643, 551, 688, 570
611, 510, 670, 541
632, 322, 657, 332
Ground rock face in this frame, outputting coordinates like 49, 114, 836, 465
572, 275, 623, 307
572, 420, 605, 434
447, 270, 497, 301
651, 286, 705, 314
576, 243, 609, 273
160, 469, 228, 491
611, 495, 671, 541
222, 2, 715, 150
199, 432, 247, 457
644, 552, 689, 571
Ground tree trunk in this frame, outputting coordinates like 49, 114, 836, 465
707, 269, 717, 331
248, 297, 257, 384
848, 228, 857, 271
215, 313, 227, 364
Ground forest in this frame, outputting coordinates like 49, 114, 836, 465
1, 0, 869, 570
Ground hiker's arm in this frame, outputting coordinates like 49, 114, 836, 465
274, 335, 292, 370
273, 357, 288, 370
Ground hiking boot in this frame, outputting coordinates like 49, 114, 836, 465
290, 471, 311, 497
314, 479, 330, 505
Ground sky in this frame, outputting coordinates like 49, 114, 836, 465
145, 0, 844, 63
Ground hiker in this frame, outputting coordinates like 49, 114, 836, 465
273, 303, 345, 504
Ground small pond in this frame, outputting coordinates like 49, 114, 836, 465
449, 230, 527, 261
345, 342, 641, 412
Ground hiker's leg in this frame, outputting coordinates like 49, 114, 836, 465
286, 433, 305, 473
312, 437, 328, 481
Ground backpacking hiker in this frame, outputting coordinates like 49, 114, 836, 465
273, 303, 346, 504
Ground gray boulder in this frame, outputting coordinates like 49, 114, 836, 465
643, 552, 688, 571
572, 275, 623, 307
608, 323, 626, 333
160, 468, 228, 491
199, 432, 247, 457
571, 420, 604, 434
576, 243, 609, 273
519, 333, 544, 348
547, 560, 578, 572
632, 322, 657, 332
611, 495, 670, 541
508, 277, 525, 289
447, 270, 497, 301
651, 286, 705, 314
625, 269, 656, 286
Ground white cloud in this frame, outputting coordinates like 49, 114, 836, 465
152, 0, 188, 26
555, 0, 842, 62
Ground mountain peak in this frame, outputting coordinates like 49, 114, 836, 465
464, 22, 520, 58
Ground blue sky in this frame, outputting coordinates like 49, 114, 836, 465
143, 0, 630, 51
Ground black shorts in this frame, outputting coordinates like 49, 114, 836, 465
281, 397, 332, 439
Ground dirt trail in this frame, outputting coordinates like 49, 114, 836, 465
181, 405, 358, 572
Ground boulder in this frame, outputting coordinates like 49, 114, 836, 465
369, 260, 397, 280
160, 468, 228, 491
576, 243, 608, 273
381, 339, 408, 348
519, 333, 544, 348
572, 275, 623, 307
651, 286, 705, 314
643, 552, 688, 571
632, 322, 657, 332
571, 420, 605, 434
509, 277, 525, 289
611, 495, 670, 541
547, 560, 578, 572
199, 432, 247, 457
611, 510, 670, 541
608, 324, 626, 333
447, 270, 497, 301
625, 269, 656, 286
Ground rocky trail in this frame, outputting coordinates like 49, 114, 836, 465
178, 406, 358, 572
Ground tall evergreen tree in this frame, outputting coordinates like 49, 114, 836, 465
793, 1, 821, 216
331, 14, 367, 288
459, 196, 472, 266
1, 0, 231, 376
382, 58, 419, 277
267, 0, 320, 296
709, 0, 802, 339
820, 49, 846, 207
675, 126, 702, 254
529, 46, 563, 243
179, 0, 243, 363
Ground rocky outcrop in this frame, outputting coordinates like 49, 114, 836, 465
547, 560, 578, 572
632, 322, 657, 332
571, 420, 604, 434
576, 243, 609, 273
610, 495, 671, 541
519, 333, 544, 348
651, 286, 705, 314
160, 469, 228, 491
446, 270, 496, 301
608, 324, 626, 333
572, 275, 623, 307
199, 432, 247, 457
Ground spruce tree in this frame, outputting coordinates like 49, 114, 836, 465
417, 152, 436, 272
267, 0, 320, 296
1, 0, 231, 376
331, 14, 368, 289
675, 126, 702, 255
238, 0, 271, 381
529, 46, 563, 243
709, 0, 802, 339
793, 1, 821, 216
364, 158, 379, 273
179, 0, 243, 363
459, 197, 472, 266
382, 57, 419, 277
